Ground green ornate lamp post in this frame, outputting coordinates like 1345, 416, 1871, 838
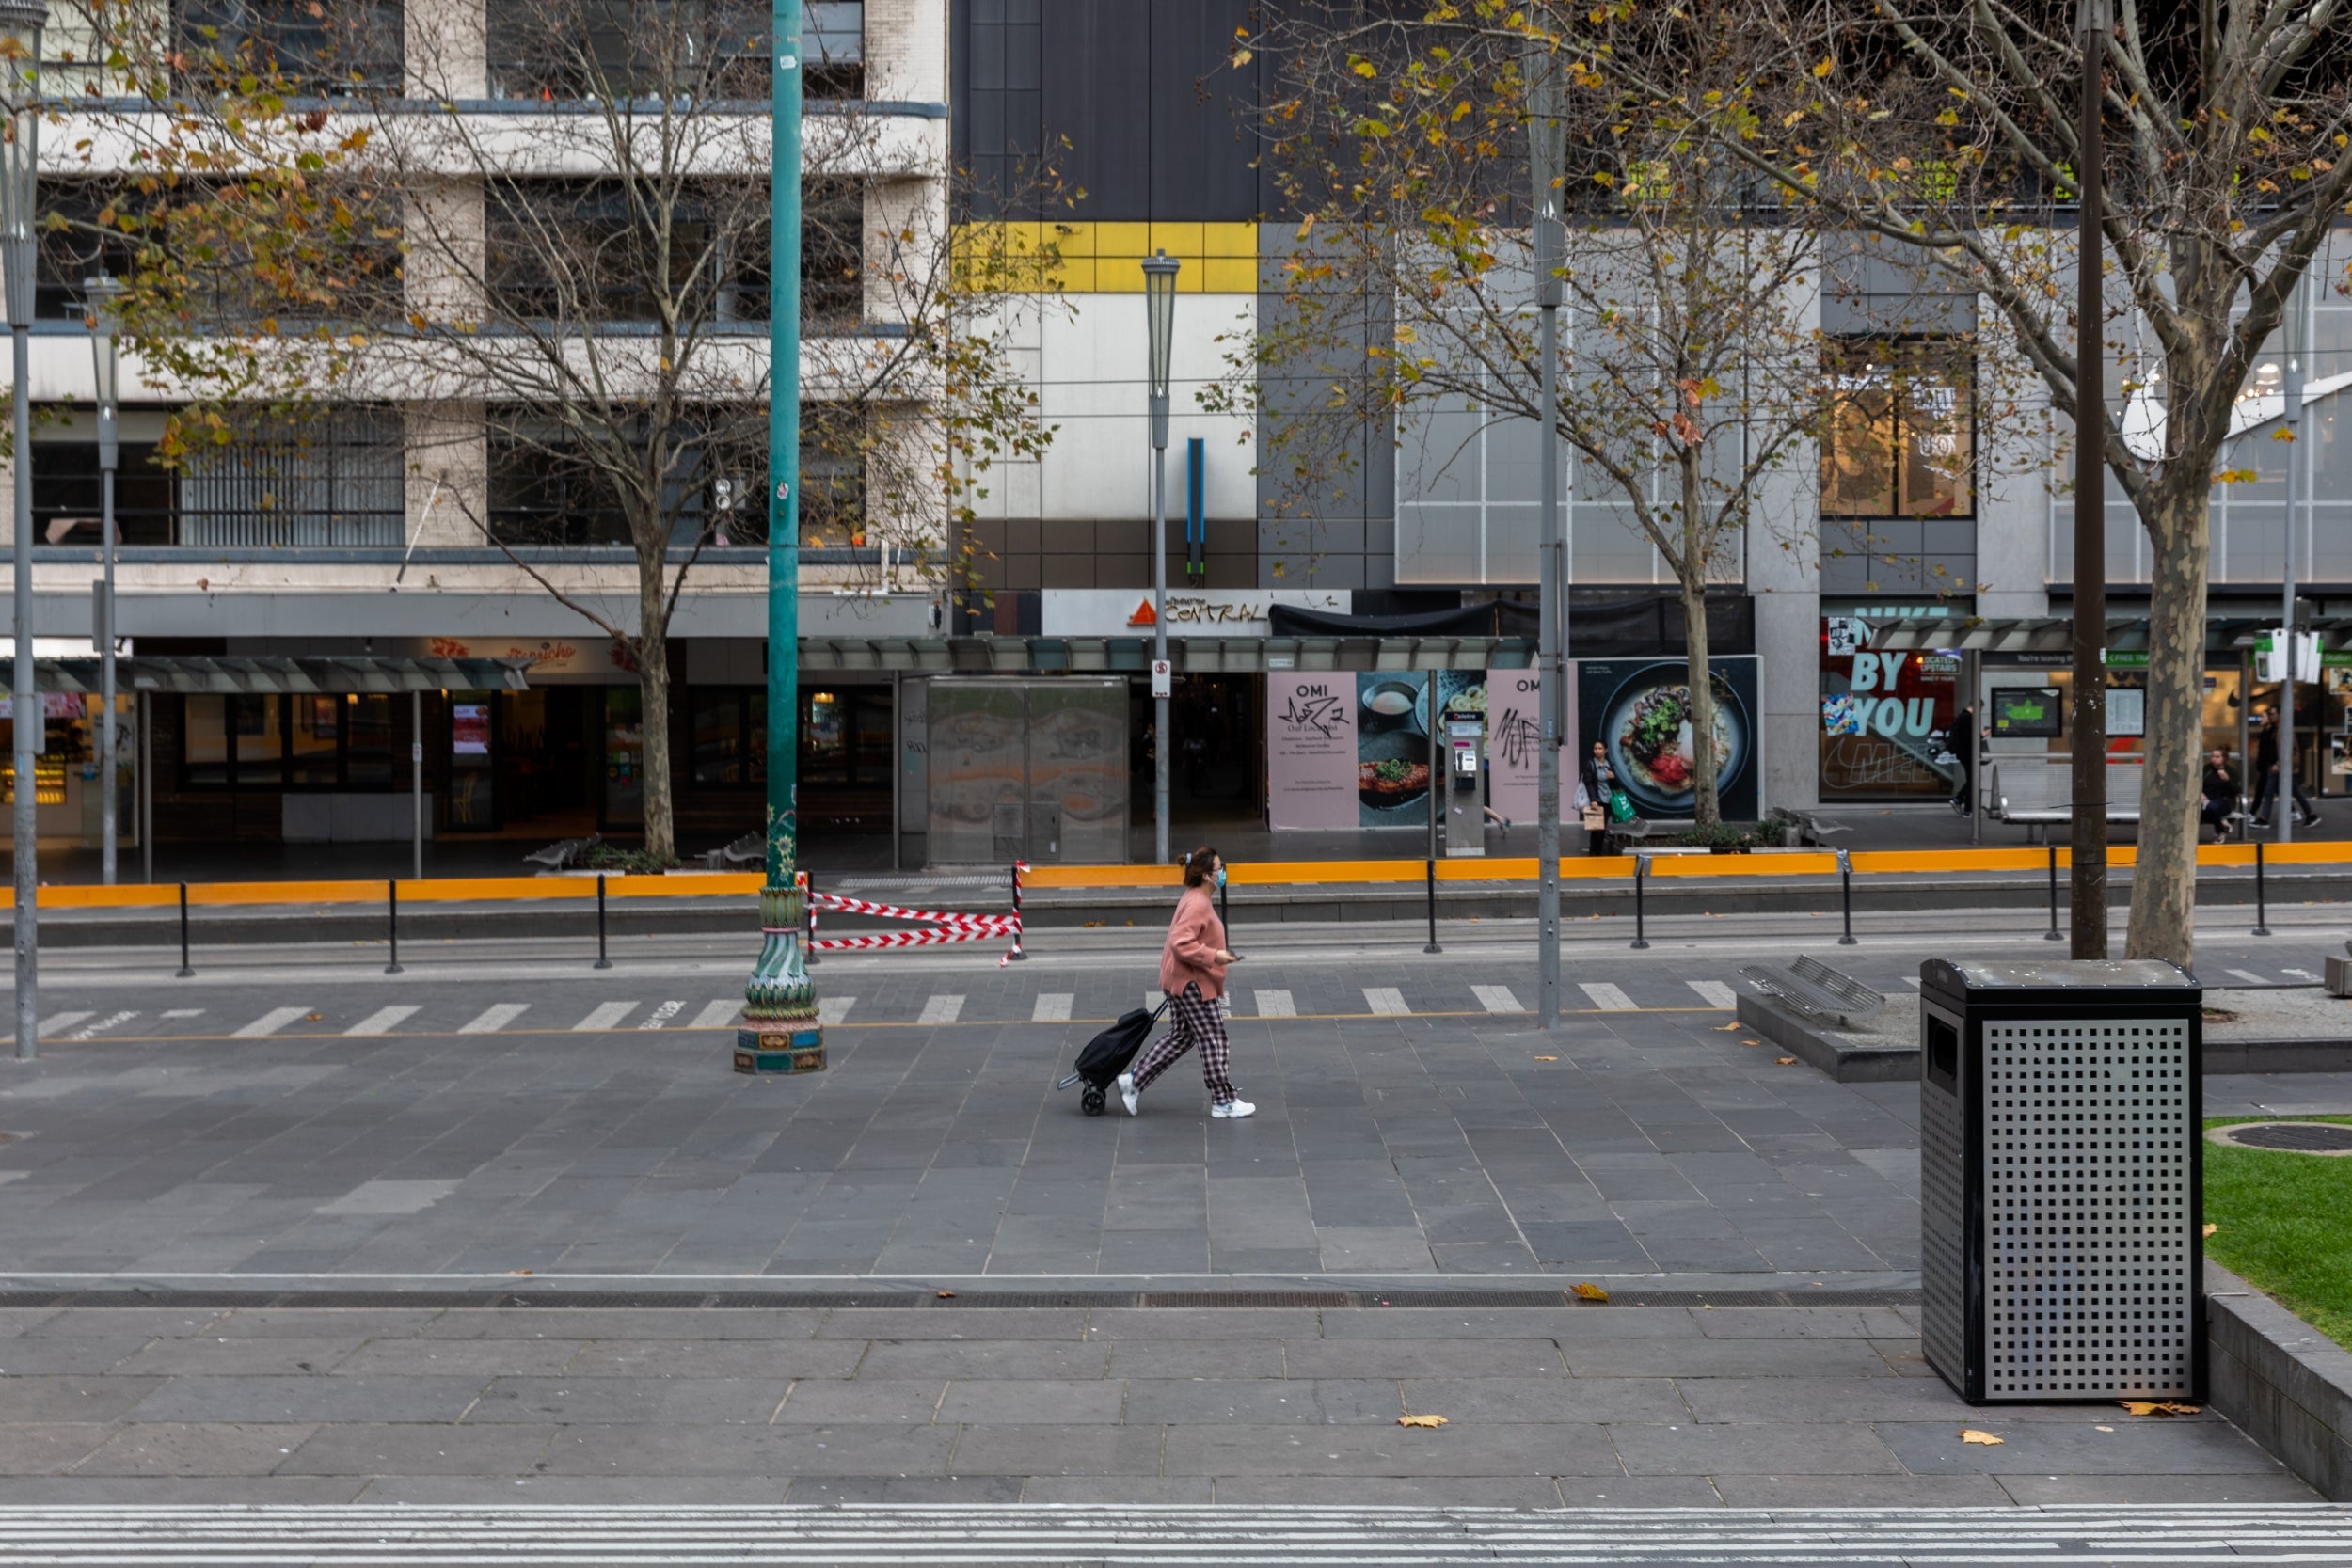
736, 0, 821, 1074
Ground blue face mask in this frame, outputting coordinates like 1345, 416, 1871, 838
1214, 866, 1227, 888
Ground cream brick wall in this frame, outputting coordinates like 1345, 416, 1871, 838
406, 0, 487, 99
862, 0, 946, 103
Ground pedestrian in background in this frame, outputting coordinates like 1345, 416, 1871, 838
1579, 741, 1616, 855
1118, 846, 1252, 1119
2201, 748, 2239, 842
2250, 708, 2320, 829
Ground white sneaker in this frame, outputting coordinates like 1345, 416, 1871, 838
1211, 1098, 1256, 1119
1116, 1072, 1139, 1116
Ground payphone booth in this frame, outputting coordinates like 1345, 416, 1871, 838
1443, 709, 1486, 857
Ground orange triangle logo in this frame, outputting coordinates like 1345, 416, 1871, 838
1128, 598, 1158, 626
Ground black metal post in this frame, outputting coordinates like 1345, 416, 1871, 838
594, 873, 612, 970
1422, 858, 1440, 954
384, 879, 403, 975
175, 881, 192, 978
2252, 840, 2271, 938
803, 870, 818, 966
1005, 861, 1026, 961
1630, 855, 1650, 950
2044, 844, 2064, 942
1836, 848, 1858, 946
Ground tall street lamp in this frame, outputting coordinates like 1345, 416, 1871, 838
0, 0, 43, 1063
737, 0, 821, 1074
2278, 266, 2306, 845
85, 275, 121, 888
1142, 249, 1178, 865
1529, 44, 1565, 1028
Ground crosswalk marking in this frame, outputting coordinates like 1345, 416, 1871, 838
688, 999, 738, 1029
571, 1001, 635, 1032
817, 995, 855, 1026
458, 1003, 527, 1035
66, 1010, 135, 1040
2226, 967, 2268, 985
917, 994, 964, 1025
1687, 980, 1737, 1008
1252, 989, 1295, 1018
160, 1008, 203, 1019
1580, 982, 1636, 1012
232, 1006, 311, 1038
1471, 984, 1523, 1013
1032, 993, 1073, 1022
35, 1011, 92, 1037
2285, 967, 2321, 982
1363, 986, 1409, 1016
343, 1006, 420, 1037
637, 1000, 685, 1030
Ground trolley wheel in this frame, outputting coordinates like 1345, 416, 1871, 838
1081, 1085, 1106, 1117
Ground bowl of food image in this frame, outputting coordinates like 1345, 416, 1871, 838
1599, 669, 1749, 816
1359, 679, 1424, 734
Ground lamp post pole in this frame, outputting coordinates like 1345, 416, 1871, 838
1142, 250, 1178, 865
86, 276, 119, 887
737, 0, 820, 1073
1530, 44, 1565, 1028
2069, 0, 2110, 960
2, 1, 45, 1064
2280, 269, 2305, 845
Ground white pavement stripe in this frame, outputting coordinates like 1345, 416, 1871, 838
1471, 984, 1524, 1013
1686, 980, 1737, 1008
34, 1011, 92, 1037
159, 1008, 202, 1019
917, 994, 964, 1025
457, 1003, 527, 1035
2226, 967, 2269, 985
342, 1006, 420, 1037
1032, 992, 1073, 1022
2285, 967, 2322, 981
637, 1000, 685, 1030
817, 995, 855, 1026
1899, 975, 1923, 988
1580, 981, 1637, 1011
64, 1010, 135, 1040
1252, 989, 1295, 1018
1362, 986, 1409, 1015
571, 1001, 636, 1032
231, 1006, 311, 1038
688, 999, 739, 1029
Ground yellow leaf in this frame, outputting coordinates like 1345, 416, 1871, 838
1714, 1022, 1740, 1031
1775, 1056, 1798, 1065
2119, 1401, 2201, 1418
1741, 1038, 1761, 1046
1812, 56, 1835, 77
1398, 1413, 1449, 1428
1572, 1282, 1610, 1302
2202, 1223, 2218, 1237
1533, 1054, 1559, 1062
1352, 59, 1377, 78
1960, 1429, 2004, 1446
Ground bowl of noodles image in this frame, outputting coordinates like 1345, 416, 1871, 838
1599, 669, 1749, 816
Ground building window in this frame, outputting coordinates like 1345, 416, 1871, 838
487, 425, 634, 547
32, 409, 178, 547
181, 691, 395, 789
487, 1, 858, 100
177, 408, 405, 548
176, 0, 404, 94
1821, 340, 1975, 518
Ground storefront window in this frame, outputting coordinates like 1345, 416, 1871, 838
347, 694, 393, 786
234, 696, 285, 789
289, 696, 341, 788
692, 692, 745, 785
798, 688, 890, 787
1822, 340, 1975, 519
184, 695, 230, 786
1818, 619, 1961, 800
181, 690, 401, 790
603, 686, 644, 827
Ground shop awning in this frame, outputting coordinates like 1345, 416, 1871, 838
801, 635, 1534, 673
31, 655, 534, 694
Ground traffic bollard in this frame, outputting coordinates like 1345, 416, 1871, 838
2252, 840, 2272, 938
594, 873, 612, 970
1422, 858, 1441, 954
2044, 844, 2063, 942
384, 879, 404, 975
1630, 855, 1650, 950
803, 871, 818, 966
1836, 848, 1858, 946
175, 881, 193, 978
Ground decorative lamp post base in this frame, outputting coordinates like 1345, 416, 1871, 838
736, 879, 822, 1074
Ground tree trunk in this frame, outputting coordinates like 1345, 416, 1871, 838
637, 570, 677, 864
2123, 479, 2209, 970
1678, 455, 1721, 829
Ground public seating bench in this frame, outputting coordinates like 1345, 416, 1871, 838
523, 833, 598, 871
1737, 955, 1887, 1030
704, 832, 763, 871
1989, 760, 2143, 842
1770, 805, 1850, 845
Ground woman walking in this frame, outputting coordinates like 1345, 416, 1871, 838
1117, 846, 1253, 1119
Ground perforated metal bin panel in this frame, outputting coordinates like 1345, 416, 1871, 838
1982, 1017, 2195, 1399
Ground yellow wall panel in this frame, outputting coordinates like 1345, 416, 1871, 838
1202, 222, 1259, 258
1147, 221, 1204, 259
1202, 258, 1259, 293
1092, 221, 1151, 258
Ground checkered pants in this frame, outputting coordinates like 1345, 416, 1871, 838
1129, 982, 1235, 1104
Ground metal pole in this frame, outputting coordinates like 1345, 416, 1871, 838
738, 0, 820, 1072
410, 689, 422, 880
384, 879, 402, 974
595, 872, 612, 970
890, 669, 901, 872
2069, 0, 2111, 959
1630, 853, 1649, 950
2251, 840, 2271, 937
11, 317, 32, 1060
1152, 440, 1169, 865
803, 869, 818, 965
1424, 698, 1440, 954
2045, 843, 2063, 941
175, 880, 191, 977
137, 689, 150, 884
1531, 41, 1565, 1029
98, 467, 114, 886
1836, 848, 1858, 946
1422, 856, 1439, 955
2280, 270, 2305, 845
1966, 649, 1983, 847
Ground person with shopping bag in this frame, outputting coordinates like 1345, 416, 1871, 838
1116, 846, 1252, 1119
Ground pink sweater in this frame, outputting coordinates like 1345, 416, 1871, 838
1158, 884, 1229, 1000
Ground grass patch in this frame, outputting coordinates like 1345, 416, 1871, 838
2203, 1115, 2352, 1351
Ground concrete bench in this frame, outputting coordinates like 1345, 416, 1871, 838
1738, 955, 1887, 1030
1989, 761, 2144, 842
523, 833, 597, 872
1769, 806, 1850, 846
704, 832, 763, 871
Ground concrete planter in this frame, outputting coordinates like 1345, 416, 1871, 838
2207, 1261, 2352, 1499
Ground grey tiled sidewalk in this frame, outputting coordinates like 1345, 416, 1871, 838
0, 1300, 2312, 1505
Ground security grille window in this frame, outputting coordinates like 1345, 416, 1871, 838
176, 1, 404, 94
178, 409, 405, 548
1821, 340, 1975, 519
486, 1, 858, 100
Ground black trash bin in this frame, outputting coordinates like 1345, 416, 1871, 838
1917, 958, 2204, 1405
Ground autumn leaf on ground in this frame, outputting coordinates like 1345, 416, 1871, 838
1741, 1038, 1761, 1046
2202, 1223, 2218, 1237
1959, 1429, 2004, 1446
505, 1269, 532, 1276
1775, 1056, 1798, 1066
2119, 1401, 2201, 1418
936, 1290, 956, 1298
1534, 1054, 1559, 1062
1571, 1282, 1610, 1302
1715, 1022, 1740, 1031
1398, 1414, 1448, 1428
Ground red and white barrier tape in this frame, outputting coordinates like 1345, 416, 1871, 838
802, 863, 1026, 965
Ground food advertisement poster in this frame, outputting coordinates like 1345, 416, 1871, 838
1576, 657, 1759, 820
1266, 674, 1359, 830
1355, 673, 1433, 828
